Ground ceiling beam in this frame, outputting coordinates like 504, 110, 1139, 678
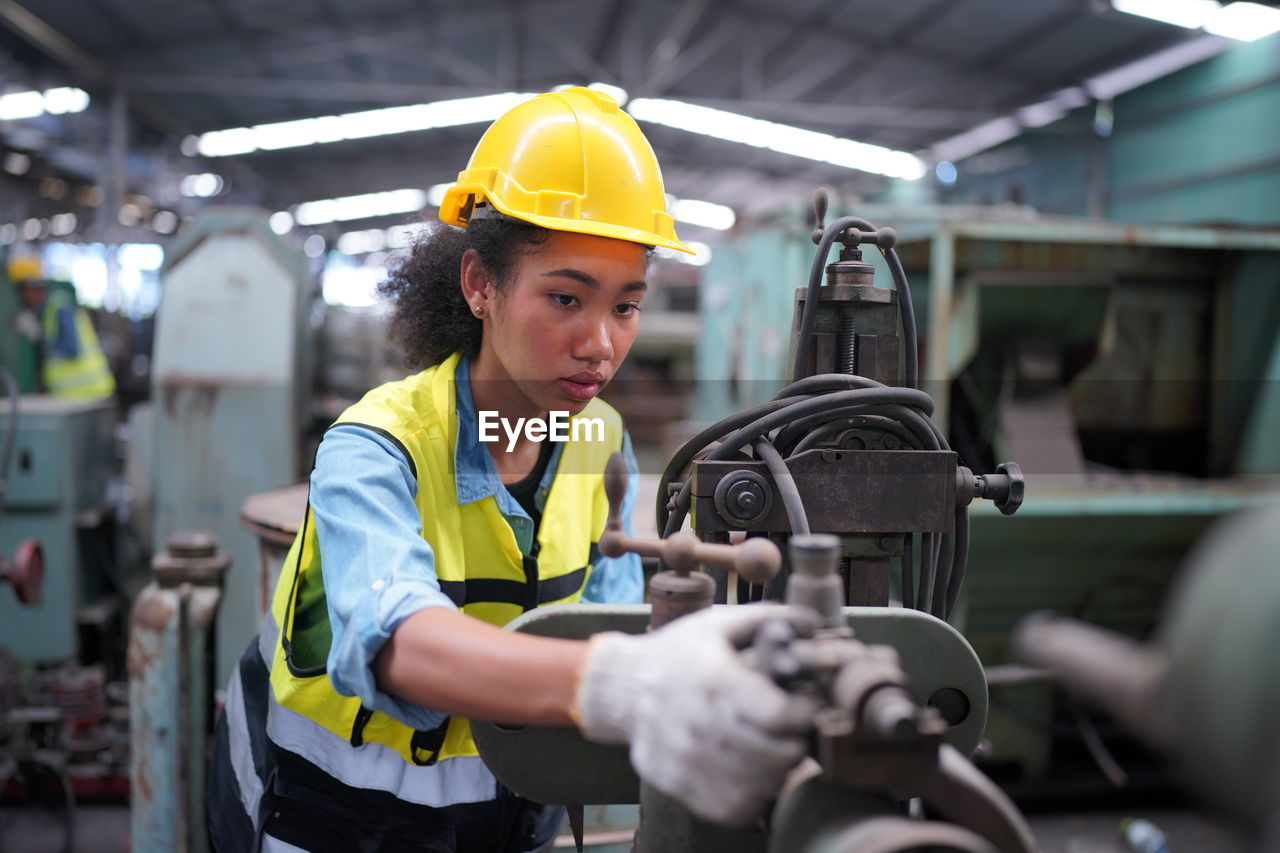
757, 0, 850, 86
643, 0, 712, 76
679, 96, 998, 130
0, 0, 192, 136
531, 18, 614, 83
638, 14, 740, 98
761, 0, 952, 103
591, 0, 628, 79
0, 0, 111, 79
884, 2, 1088, 109
120, 73, 500, 104
718, 0, 1057, 105
635, 0, 715, 97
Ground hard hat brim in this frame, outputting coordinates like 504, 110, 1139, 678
440, 185, 696, 255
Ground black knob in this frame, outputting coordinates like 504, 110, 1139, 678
713, 471, 772, 527
995, 461, 1024, 515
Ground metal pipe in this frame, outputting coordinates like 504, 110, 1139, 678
1012, 612, 1172, 749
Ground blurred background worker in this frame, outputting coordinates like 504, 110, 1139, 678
206, 88, 813, 853
7, 254, 115, 399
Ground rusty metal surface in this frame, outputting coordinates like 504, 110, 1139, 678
693, 450, 957, 534
633, 784, 766, 853
129, 535, 226, 853
808, 816, 999, 853
239, 481, 308, 542
895, 218, 1280, 255
844, 557, 891, 607
648, 570, 715, 630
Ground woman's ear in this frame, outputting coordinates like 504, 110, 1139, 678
459, 248, 492, 317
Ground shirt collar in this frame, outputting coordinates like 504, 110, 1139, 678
452, 355, 562, 510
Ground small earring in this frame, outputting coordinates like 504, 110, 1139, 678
473, 305, 485, 317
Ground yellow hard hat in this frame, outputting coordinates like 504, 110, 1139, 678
7, 255, 43, 284
439, 87, 693, 254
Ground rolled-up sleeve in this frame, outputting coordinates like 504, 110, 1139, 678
310, 424, 457, 729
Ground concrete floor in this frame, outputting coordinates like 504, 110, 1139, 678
0, 802, 1253, 852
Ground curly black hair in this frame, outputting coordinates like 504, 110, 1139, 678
377, 217, 550, 369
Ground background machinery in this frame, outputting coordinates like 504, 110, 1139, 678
473, 192, 1038, 852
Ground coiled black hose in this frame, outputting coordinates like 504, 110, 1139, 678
661, 211, 970, 617
657, 372, 967, 615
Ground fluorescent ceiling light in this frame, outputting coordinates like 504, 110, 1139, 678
1086, 35, 1231, 99
669, 197, 735, 231
588, 82, 629, 106
0, 87, 89, 121
1017, 87, 1089, 128
180, 173, 224, 197
627, 98, 926, 180
386, 225, 416, 249
931, 32, 1233, 165
1113, 0, 1280, 41
337, 229, 387, 255
1112, 0, 1219, 29
682, 241, 713, 267
195, 89, 920, 181
197, 92, 538, 157
426, 183, 451, 207
294, 188, 428, 226
42, 87, 90, 115
1206, 2, 1280, 40
333, 224, 418, 255
268, 211, 294, 234
931, 117, 1021, 165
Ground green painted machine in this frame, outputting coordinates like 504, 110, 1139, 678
696, 199, 1280, 785
0, 395, 117, 662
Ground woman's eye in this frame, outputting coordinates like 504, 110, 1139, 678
550, 293, 577, 307
616, 303, 641, 316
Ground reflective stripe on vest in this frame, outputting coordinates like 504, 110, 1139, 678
261, 353, 620, 801
41, 293, 115, 399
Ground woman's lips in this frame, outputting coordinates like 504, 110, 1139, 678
557, 376, 603, 401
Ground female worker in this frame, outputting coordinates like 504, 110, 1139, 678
208, 88, 813, 853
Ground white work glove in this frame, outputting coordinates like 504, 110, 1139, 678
573, 604, 817, 827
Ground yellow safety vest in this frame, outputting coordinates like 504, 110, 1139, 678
41, 290, 115, 399
264, 352, 620, 780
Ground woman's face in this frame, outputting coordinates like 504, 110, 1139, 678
469, 230, 649, 416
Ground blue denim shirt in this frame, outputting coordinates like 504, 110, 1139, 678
313, 357, 643, 729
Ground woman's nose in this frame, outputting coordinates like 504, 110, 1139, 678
574, 316, 614, 362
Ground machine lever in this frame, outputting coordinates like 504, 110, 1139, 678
0, 538, 43, 605
600, 452, 781, 584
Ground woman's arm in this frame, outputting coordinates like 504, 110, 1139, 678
374, 608, 587, 726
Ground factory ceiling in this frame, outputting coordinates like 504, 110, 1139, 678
0, 0, 1269, 243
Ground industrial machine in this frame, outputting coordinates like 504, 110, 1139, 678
150, 208, 311, 686
0, 368, 130, 851
474, 192, 1037, 852
129, 530, 229, 853
0, 389, 118, 664
1013, 498, 1280, 847
696, 198, 1280, 786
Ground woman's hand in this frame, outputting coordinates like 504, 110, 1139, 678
572, 605, 818, 827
